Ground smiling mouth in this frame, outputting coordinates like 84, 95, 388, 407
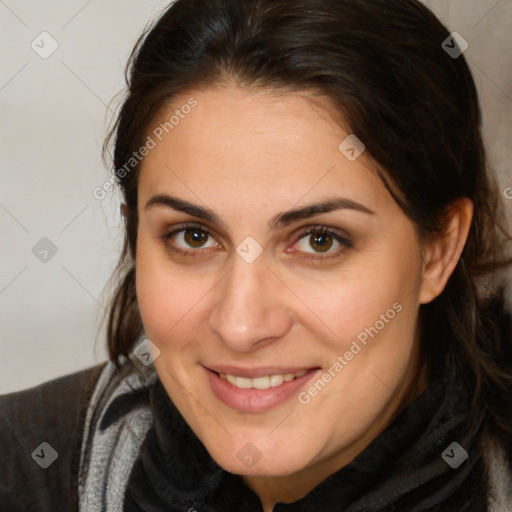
205, 366, 321, 413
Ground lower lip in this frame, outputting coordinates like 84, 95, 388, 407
205, 367, 320, 413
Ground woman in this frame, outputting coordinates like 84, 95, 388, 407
1, 0, 512, 510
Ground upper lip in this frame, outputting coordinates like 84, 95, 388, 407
204, 365, 319, 378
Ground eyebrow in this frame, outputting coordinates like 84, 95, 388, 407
144, 194, 375, 230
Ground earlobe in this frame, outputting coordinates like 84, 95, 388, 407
418, 197, 474, 305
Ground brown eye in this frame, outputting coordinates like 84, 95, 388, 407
308, 232, 334, 253
161, 224, 218, 254
292, 226, 353, 261
183, 228, 209, 248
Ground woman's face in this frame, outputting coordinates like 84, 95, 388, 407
135, 84, 428, 480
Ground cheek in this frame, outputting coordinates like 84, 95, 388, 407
135, 234, 216, 344
316, 247, 423, 407
291, 250, 421, 353
135, 233, 183, 339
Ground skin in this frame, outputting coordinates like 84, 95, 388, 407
134, 83, 473, 512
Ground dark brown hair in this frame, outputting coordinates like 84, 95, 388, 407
102, 0, 512, 451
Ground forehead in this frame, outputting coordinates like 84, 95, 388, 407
138, 84, 390, 213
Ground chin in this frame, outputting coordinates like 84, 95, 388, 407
207, 438, 314, 477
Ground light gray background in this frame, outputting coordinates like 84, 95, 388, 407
1, 0, 511, 393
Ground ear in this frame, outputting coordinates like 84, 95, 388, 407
121, 203, 128, 218
418, 197, 474, 305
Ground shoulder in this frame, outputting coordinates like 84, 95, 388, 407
0, 363, 107, 512
0, 362, 106, 418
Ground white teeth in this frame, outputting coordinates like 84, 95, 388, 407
252, 376, 270, 389
219, 370, 309, 390
269, 374, 284, 387
235, 377, 252, 389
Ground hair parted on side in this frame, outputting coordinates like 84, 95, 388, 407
100, 0, 512, 454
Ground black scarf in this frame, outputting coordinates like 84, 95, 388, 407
122, 369, 488, 512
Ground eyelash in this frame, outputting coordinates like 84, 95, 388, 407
159, 222, 353, 261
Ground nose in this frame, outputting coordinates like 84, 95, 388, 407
207, 255, 293, 352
